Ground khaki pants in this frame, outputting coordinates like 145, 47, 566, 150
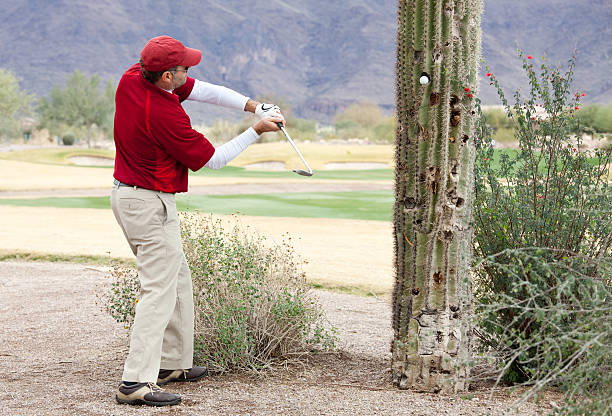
110, 184, 194, 383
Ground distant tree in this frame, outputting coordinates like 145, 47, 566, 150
334, 100, 385, 128
38, 70, 115, 147
0, 69, 35, 140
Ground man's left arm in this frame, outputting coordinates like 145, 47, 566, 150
181, 79, 284, 122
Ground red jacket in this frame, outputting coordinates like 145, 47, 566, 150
113, 64, 215, 193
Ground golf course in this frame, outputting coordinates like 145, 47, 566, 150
0, 144, 399, 295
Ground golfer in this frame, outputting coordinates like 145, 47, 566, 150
111, 35, 284, 407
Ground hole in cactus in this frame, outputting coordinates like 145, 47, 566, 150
404, 197, 417, 209
450, 110, 461, 127
436, 331, 444, 342
443, 230, 454, 240
462, 135, 469, 143
453, 313, 460, 319
449, 136, 456, 143
415, 218, 423, 225
456, 197, 465, 208
450, 305, 459, 312
412, 288, 420, 296
433, 272, 443, 284
450, 159, 459, 175
430, 92, 441, 106
450, 95, 459, 107
414, 50, 424, 61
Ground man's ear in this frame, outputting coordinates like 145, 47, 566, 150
161, 71, 173, 82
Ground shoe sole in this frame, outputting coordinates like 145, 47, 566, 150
157, 370, 209, 386
115, 395, 181, 407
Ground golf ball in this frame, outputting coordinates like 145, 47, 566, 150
420, 75, 430, 85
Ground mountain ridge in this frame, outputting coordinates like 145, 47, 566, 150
0, 0, 609, 124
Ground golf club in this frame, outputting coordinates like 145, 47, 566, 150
276, 122, 314, 176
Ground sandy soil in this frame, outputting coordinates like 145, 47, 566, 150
0, 261, 557, 415
0, 206, 394, 294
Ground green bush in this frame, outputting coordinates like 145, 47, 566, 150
62, 133, 76, 146
575, 104, 612, 134
473, 52, 612, 415
103, 213, 337, 373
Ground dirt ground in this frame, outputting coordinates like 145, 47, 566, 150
0, 261, 558, 416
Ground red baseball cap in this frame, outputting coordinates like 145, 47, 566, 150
140, 35, 202, 72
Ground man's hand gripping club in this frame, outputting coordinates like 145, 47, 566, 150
253, 102, 285, 135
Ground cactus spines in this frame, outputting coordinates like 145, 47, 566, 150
392, 0, 482, 393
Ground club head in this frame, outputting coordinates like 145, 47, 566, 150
293, 169, 313, 177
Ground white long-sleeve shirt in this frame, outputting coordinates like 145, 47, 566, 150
184, 79, 258, 169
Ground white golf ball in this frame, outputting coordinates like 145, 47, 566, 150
420, 75, 430, 85
491, 140, 496, 147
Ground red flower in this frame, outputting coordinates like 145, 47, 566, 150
582, 93, 586, 97
575, 106, 579, 110
573, 148, 577, 152
531, 117, 536, 121
464, 87, 470, 92
483, 158, 488, 161
537, 195, 543, 199
467, 93, 473, 98
527, 55, 533, 59
486, 72, 492, 77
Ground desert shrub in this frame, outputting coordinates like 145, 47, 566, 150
182, 213, 337, 372
473, 52, 611, 414
62, 133, 76, 146
474, 250, 611, 415
100, 264, 140, 329
102, 213, 337, 373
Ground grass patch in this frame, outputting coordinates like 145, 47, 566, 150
0, 148, 115, 165
492, 127, 517, 146
310, 282, 390, 298
0, 197, 111, 209
0, 191, 394, 221
178, 191, 393, 220
189, 166, 393, 181
0, 249, 135, 267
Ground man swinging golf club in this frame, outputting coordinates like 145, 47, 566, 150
111, 35, 285, 407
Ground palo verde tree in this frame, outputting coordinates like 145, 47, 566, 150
38, 70, 115, 147
391, 0, 483, 392
0, 68, 35, 140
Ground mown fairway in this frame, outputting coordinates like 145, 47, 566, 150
0, 190, 394, 221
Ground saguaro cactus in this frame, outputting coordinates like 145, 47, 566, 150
391, 0, 483, 392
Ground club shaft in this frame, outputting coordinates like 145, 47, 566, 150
279, 126, 312, 173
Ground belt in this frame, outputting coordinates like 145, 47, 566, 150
113, 179, 174, 194
113, 178, 138, 188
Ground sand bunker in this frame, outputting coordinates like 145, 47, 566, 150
244, 161, 286, 170
68, 156, 115, 166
